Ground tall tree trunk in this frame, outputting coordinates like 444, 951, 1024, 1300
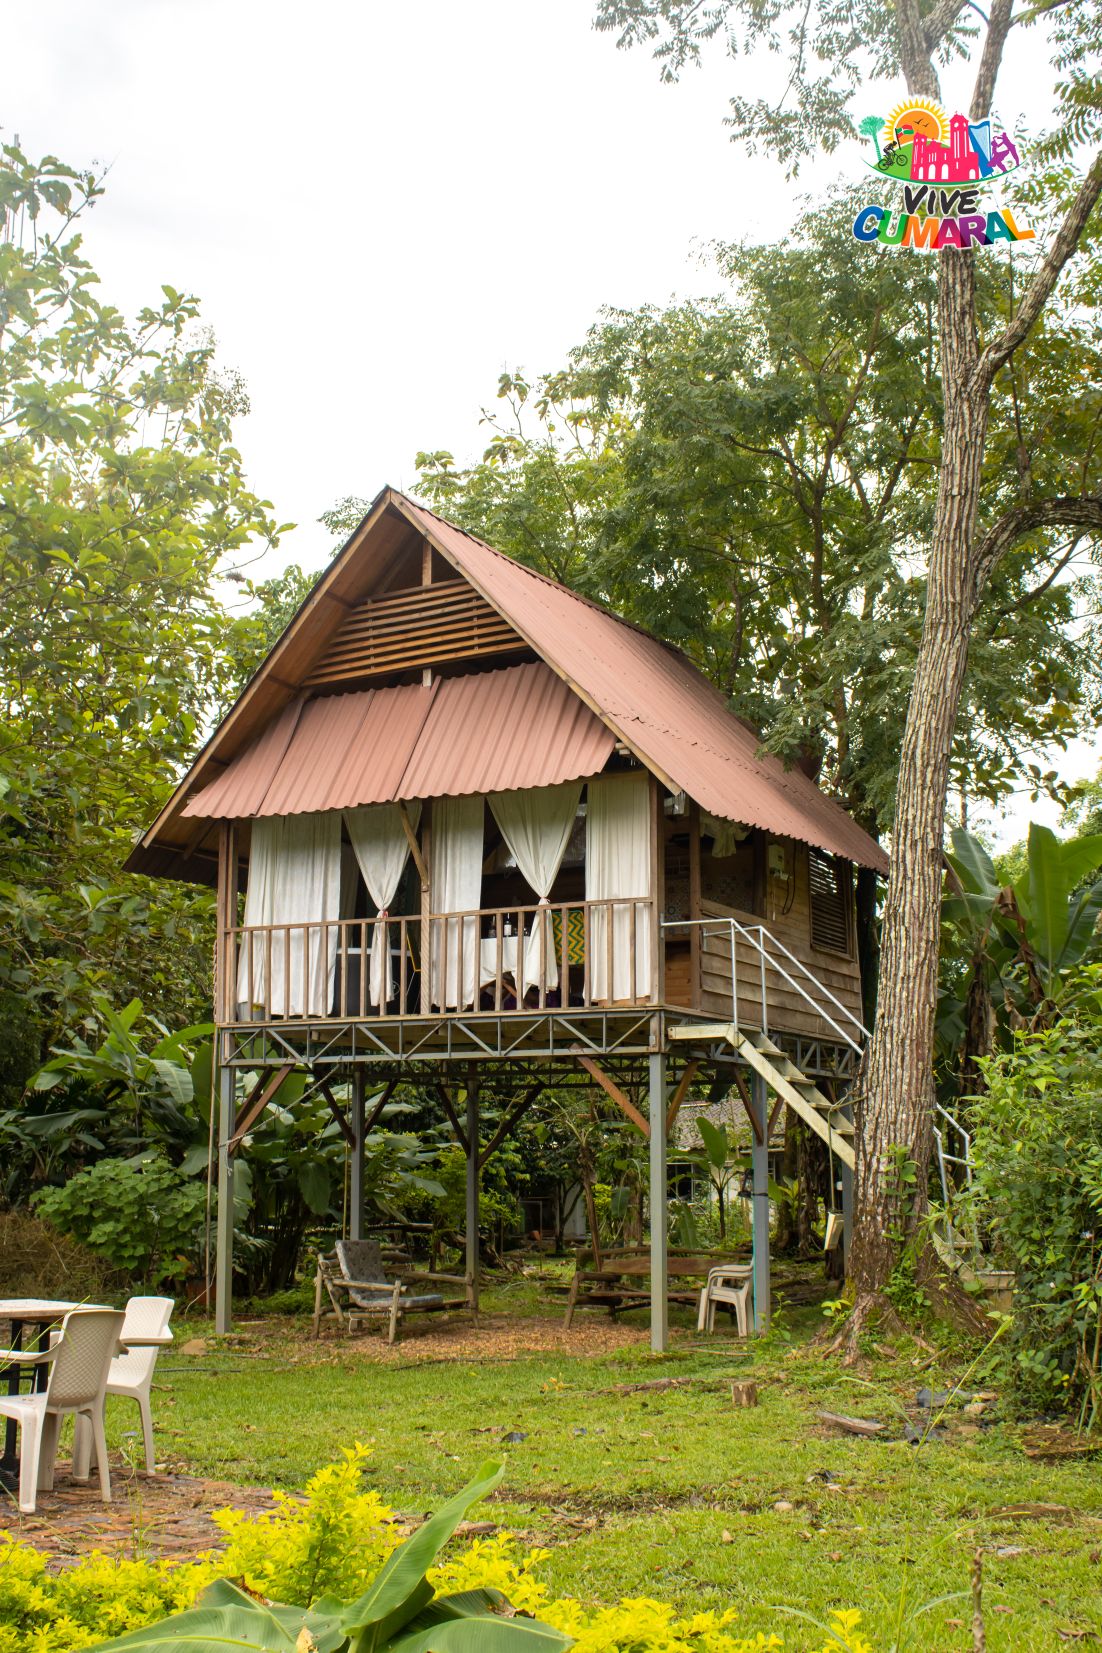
851, 251, 987, 1296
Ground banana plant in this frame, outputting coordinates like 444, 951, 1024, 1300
90, 1462, 572, 1652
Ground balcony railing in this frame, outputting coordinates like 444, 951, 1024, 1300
220, 899, 657, 1024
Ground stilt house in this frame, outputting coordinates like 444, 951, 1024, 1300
127, 487, 888, 1343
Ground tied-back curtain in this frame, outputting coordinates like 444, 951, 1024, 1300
585, 771, 653, 1002
344, 803, 420, 1008
489, 781, 581, 991
237, 812, 342, 1017
430, 795, 484, 1010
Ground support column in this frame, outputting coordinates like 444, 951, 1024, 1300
465, 1072, 480, 1315
750, 1072, 771, 1331
350, 1070, 365, 1242
648, 1051, 668, 1353
215, 1037, 235, 1336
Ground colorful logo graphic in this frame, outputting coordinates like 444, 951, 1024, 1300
853, 97, 1034, 250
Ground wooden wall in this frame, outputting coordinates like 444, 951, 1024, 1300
666, 826, 864, 1041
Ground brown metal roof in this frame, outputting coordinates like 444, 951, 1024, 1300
181, 663, 614, 820
397, 663, 614, 801
125, 486, 887, 880
395, 498, 889, 873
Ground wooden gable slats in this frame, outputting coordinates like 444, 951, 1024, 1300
303, 579, 523, 687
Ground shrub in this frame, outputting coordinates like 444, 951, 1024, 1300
969, 968, 1102, 1422
0, 1446, 873, 1653
32, 1153, 206, 1286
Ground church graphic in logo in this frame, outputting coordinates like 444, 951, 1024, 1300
853, 97, 1034, 250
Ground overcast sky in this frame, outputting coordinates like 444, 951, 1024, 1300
6, 0, 1094, 840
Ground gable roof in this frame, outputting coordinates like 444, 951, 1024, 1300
124, 486, 888, 882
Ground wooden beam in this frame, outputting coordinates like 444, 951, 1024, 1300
665, 1059, 701, 1138
435, 1083, 469, 1155
363, 1078, 399, 1137
398, 801, 429, 889
732, 1068, 764, 1146
576, 1055, 650, 1138
230, 1064, 295, 1152
318, 1080, 357, 1149
768, 1095, 785, 1141
478, 1084, 542, 1171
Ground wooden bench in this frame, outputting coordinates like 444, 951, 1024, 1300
562, 1246, 750, 1328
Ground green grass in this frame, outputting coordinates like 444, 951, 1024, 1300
111, 1282, 1102, 1651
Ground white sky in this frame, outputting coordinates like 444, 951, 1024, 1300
6, 0, 1097, 844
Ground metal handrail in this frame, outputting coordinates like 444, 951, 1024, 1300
933, 1101, 979, 1265
662, 916, 869, 1055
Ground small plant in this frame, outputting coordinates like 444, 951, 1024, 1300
90, 1461, 572, 1652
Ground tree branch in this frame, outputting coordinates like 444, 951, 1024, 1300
923, 0, 968, 51
972, 495, 1102, 593
970, 0, 1013, 120
974, 150, 1102, 390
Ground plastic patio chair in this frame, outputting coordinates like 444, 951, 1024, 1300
0, 1306, 125, 1514
102, 1295, 175, 1473
696, 1264, 753, 1336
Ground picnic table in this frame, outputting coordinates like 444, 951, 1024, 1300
561, 1247, 751, 1329
0, 1298, 172, 1490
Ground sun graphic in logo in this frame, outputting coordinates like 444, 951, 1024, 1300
882, 98, 949, 150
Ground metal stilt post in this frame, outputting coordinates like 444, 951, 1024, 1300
350, 1070, 365, 1242
750, 1071, 771, 1332
215, 1039, 235, 1336
465, 1073, 480, 1316
649, 1052, 668, 1353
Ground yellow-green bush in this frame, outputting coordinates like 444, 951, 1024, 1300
0, 1445, 871, 1653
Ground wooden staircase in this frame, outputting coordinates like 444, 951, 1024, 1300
669, 1021, 856, 1167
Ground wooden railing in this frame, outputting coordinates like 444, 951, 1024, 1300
221, 899, 657, 1023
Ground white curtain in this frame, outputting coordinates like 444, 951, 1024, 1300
489, 781, 581, 992
430, 795, 484, 1010
344, 803, 420, 1008
237, 813, 342, 1017
586, 772, 653, 1002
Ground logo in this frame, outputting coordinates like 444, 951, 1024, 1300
852, 97, 1034, 250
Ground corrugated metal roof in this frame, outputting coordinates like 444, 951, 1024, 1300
181, 663, 614, 819
395, 497, 889, 873
127, 486, 887, 878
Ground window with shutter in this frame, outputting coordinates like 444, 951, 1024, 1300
809, 850, 850, 954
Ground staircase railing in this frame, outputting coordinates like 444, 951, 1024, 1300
663, 917, 870, 1055
933, 1101, 980, 1264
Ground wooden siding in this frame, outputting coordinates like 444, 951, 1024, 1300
303, 579, 523, 688
695, 841, 863, 1039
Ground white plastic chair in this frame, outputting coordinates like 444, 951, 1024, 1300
0, 1307, 125, 1514
103, 1295, 174, 1472
697, 1264, 753, 1335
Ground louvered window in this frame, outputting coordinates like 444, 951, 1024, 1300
809, 851, 850, 954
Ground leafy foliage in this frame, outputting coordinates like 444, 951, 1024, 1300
32, 1153, 208, 1285
0, 141, 283, 1041
968, 969, 1102, 1422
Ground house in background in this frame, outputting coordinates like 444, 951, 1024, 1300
127, 487, 887, 1345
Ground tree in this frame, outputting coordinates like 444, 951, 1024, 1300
417, 201, 1102, 1021
593, 0, 1102, 1327
0, 142, 283, 1042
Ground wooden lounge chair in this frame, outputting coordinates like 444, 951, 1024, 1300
312, 1239, 469, 1345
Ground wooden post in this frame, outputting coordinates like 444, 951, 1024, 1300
688, 799, 702, 1008
750, 1071, 771, 1331
215, 822, 237, 1023
215, 1036, 235, 1335
350, 1069, 365, 1242
648, 1051, 668, 1353
465, 1070, 480, 1314
650, 774, 664, 1005
420, 803, 432, 1014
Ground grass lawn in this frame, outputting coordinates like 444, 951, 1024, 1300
112, 1274, 1102, 1651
